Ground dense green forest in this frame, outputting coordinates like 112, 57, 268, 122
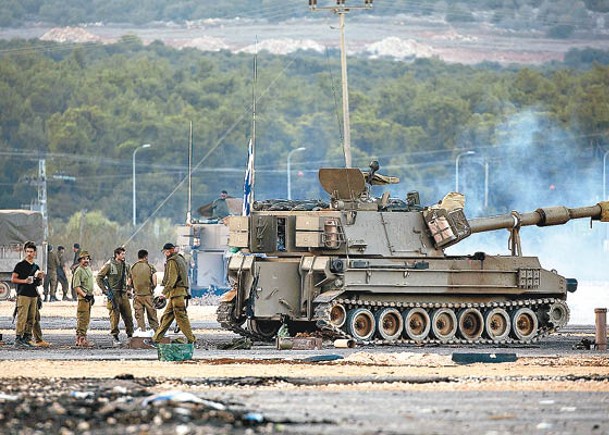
0, 37, 608, 235
0, 0, 607, 36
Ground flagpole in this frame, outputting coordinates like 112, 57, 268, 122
243, 45, 258, 217
251, 42, 257, 205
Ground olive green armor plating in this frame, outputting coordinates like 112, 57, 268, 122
217, 164, 609, 345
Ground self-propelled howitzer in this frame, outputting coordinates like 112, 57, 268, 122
217, 164, 609, 345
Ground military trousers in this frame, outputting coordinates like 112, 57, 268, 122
15, 295, 38, 338
70, 282, 77, 300
33, 301, 43, 342
106, 292, 134, 337
58, 274, 69, 298
76, 299, 92, 337
46, 271, 58, 298
133, 294, 159, 331
152, 295, 196, 343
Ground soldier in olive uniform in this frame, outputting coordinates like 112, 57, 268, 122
96, 247, 134, 345
73, 250, 95, 347
56, 246, 70, 300
69, 243, 81, 300
46, 245, 60, 301
149, 243, 196, 345
131, 249, 159, 331
11, 241, 45, 347
211, 190, 230, 220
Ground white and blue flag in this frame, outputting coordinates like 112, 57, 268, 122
242, 138, 254, 216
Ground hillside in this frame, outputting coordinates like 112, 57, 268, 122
2, 13, 609, 65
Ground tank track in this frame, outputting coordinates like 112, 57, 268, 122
217, 297, 569, 346
315, 297, 569, 346
216, 301, 273, 343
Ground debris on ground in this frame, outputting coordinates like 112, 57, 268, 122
217, 337, 252, 350
0, 377, 273, 433
452, 353, 518, 365
301, 354, 344, 363
573, 338, 595, 350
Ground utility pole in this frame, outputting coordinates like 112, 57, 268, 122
37, 159, 48, 240
309, 0, 373, 168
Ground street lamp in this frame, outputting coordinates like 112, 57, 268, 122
287, 147, 306, 200
132, 143, 151, 226
603, 149, 609, 200
455, 150, 475, 192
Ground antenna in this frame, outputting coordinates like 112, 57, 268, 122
309, 0, 373, 168
186, 120, 193, 224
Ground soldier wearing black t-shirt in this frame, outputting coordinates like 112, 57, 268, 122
11, 241, 45, 347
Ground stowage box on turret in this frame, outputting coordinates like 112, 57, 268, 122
217, 163, 609, 345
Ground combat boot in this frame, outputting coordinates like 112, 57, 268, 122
143, 339, 158, 349
14, 336, 33, 348
34, 339, 51, 348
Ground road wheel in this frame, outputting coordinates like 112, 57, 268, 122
457, 308, 484, 341
329, 303, 347, 328
346, 308, 376, 341
546, 301, 569, 328
375, 308, 403, 340
431, 308, 457, 342
484, 308, 511, 341
510, 307, 538, 341
0, 282, 11, 301
246, 319, 281, 341
402, 308, 431, 341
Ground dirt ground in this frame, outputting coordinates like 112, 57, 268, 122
1, 301, 608, 434
0, 301, 608, 391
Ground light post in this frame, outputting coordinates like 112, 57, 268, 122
132, 143, 151, 226
603, 149, 609, 200
455, 150, 475, 192
287, 147, 306, 200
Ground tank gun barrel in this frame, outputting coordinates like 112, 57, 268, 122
469, 202, 609, 234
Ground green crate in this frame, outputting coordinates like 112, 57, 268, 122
157, 343, 194, 361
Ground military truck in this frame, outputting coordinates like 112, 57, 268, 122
217, 163, 608, 345
0, 210, 48, 300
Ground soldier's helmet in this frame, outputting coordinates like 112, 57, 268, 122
153, 295, 167, 310
78, 250, 91, 261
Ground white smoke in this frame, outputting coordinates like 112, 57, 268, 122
447, 110, 609, 325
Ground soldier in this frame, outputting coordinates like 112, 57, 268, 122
211, 190, 230, 220
71, 243, 81, 268
96, 247, 135, 345
46, 244, 61, 302
11, 241, 45, 347
147, 243, 196, 346
56, 246, 70, 300
42, 245, 55, 302
73, 250, 95, 347
70, 243, 81, 300
131, 249, 159, 332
